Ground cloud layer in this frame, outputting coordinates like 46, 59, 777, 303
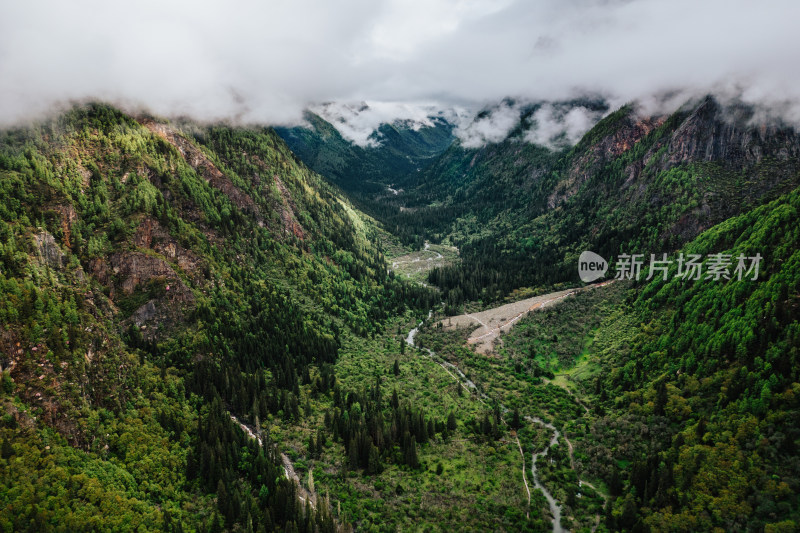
2, 0, 799, 135
310, 101, 463, 147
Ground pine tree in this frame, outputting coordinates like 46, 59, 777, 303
316, 428, 326, 450
367, 444, 382, 474
1, 437, 12, 459
391, 389, 399, 409
405, 436, 419, 469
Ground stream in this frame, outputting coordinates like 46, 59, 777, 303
229, 414, 317, 509
405, 313, 567, 532
527, 416, 566, 533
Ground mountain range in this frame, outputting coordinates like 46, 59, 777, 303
1, 95, 799, 532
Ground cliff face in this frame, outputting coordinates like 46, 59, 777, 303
553, 98, 800, 209
549, 97, 800, 244
664, 98, 800, 166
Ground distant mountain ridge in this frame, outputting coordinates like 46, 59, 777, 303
278, 95, 800, 305
275, 110, 456, 194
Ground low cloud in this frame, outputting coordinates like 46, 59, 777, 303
525, 105, 605, 149
454, 100, 522, 148
2, 0, 799, 139
310, 101, 457, 147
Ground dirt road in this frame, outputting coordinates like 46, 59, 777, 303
439, 281, 614, 353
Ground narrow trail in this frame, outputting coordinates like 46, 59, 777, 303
469, 291, 577, 343
466, 313, 490, 330
448, 280, 615, 353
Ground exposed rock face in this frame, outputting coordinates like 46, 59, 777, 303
550, 97, 800, 211
273, 175, 306, 239
52, 205, 78, 247
109, 252, 179, 295
549, 116, 665, 208
34, 231, 65, 269
87, 248, 195, 338
133, 217, 203, 283
665, 98, 800, 167
130, 300, 158, 327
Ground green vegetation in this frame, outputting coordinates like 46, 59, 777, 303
417, 183, 800, 531
426, 98, 800, 308
0, 103, 433, 531
2, 95, 800, 533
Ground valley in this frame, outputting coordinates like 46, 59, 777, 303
3, 1, 800, 532
388, 241, 458, 284
1, 96, 799, 533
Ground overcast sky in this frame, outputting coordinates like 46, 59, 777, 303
2, 0, 799, 132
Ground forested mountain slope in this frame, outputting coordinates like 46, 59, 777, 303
0, 103, 433, 532
414, 182, 800, 532
423, 97, 800, 307
589, 184, 800, 531
275, 111, 455, 239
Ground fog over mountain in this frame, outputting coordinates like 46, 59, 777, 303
3, 0, 799, 138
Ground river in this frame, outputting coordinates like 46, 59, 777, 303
405, 312, 567, 532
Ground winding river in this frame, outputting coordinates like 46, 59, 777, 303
405, 313, 567, 532
527, 416, 566, 533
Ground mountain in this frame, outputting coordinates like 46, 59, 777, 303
277, 95, 800, 530
3, 95, 800, 533
413, 179, 800, 531
281, 96, 800, 309
0, 103, 434, 531
275, 108, 456, 194
414, 96, 800, 307
593, 184, 800, 531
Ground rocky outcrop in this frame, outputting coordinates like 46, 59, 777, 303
129, 300, 158, 327
549, 115, 664, 208
664, 98, 800, 167
133, 217, 204, 283
33, 231, 65, 269
87, 249, 195, 337
108, 252, 181, 296
52, 204, 78, 248
273, 175, 306, 239
550, 97, 800, 211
